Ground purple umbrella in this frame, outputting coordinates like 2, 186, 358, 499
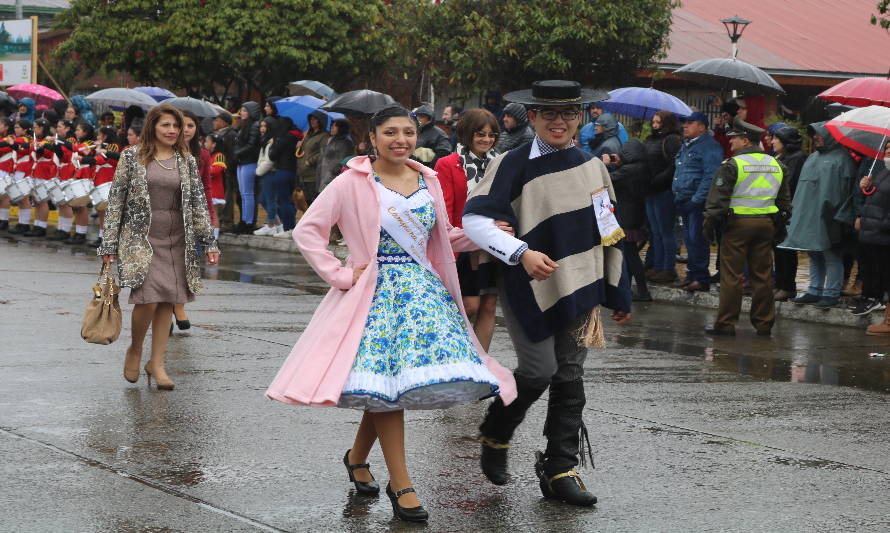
597, 87, 692, 120
134, 86, 176, 103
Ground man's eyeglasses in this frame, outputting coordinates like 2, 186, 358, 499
535, 109, 581, 121
474, 131, 499, 139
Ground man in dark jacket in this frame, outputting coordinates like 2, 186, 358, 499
704, 120, 791, 336
605, 138, 651, 301
412, 104, 452, 168
672, 111, 724, 292
771, 126, 806, 300
495, 103, 534, 153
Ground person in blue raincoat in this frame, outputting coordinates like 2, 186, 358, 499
15, 97, 34, 122
71, 95, 97, 126
778, 121, 857, 308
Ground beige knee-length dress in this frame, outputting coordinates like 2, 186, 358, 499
129, 158, 195, 305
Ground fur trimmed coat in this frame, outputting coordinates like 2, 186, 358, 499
97, 147, 219, 293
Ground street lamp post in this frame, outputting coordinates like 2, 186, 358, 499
721, 15, 751, 59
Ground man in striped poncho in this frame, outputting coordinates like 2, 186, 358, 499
463, 80, 633, 507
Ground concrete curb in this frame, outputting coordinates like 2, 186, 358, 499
647, 284, 883, 329
219, 233, 884, 330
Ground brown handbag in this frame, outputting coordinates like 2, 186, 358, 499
81, 263, 122, 345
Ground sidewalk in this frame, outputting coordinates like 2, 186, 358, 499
220, 232, 884, 330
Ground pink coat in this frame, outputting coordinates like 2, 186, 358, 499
265, 156, 517, 407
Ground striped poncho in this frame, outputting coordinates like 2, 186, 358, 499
464, 141, 631, 343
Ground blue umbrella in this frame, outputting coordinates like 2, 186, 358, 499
276, 95, 345, 131
288, 80, 337, 100
598, 87, 692, 120
133, 86, 176, 103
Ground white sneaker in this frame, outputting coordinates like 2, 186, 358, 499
273, 228, 292, 238
253, 225, 278, 236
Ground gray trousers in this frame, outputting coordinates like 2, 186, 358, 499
499, 286, 588, 389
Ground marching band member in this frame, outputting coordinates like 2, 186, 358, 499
88, 126, 121, 248
7, 120, 33, 235
22, 118, 59, 237
66, 121, 95, 245
48, 119, 77, 241
0, 118, 16, 231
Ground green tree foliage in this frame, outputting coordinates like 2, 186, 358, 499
54, 0, 676, 100
423, 0, 677, 92
54, 0, 393, 100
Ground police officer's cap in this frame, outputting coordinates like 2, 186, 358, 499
726, 117, 764, 142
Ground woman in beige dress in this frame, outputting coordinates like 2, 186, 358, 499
99, 104, 220, 390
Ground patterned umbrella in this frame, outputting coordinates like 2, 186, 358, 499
134, 86, 176, 103
6, 84, 63, 107
825, 105, 890, 161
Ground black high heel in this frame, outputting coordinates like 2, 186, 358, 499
385, 483, 428, 522
343, 450, 380, 495
176, 319, 191, 330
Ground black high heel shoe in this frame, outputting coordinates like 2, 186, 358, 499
175, 319, 191, 330
385, 483, 428, 522
343, 450, 380, 495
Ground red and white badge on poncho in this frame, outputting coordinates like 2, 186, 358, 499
591, 187, 625, 246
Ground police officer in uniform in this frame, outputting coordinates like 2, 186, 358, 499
703, 119, 792, 336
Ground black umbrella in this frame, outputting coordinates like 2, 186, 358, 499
0, 91, 17, 114
320, 89, 395, 116
161, 96, 219, 118
673, 58, 785, 96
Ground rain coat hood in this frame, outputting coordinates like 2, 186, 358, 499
808, 121, 839, 153
242, 101, 261, 121
618, 136, 645, 165
71, 95, 96, 126
18, 97, 35, 122
595, 113, 619, 140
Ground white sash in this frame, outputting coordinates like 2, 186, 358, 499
376, 180, 436, 273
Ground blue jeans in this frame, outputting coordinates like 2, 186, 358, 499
237, 163, 257, 224
678, 201, 710, 282
261, 169, 297, 230
644, 190, 677, 271
807, 249, 843, 298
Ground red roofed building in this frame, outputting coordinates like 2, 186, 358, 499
647, 0, 890, 123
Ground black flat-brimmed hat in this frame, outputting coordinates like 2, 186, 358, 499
504, 80, 608, 107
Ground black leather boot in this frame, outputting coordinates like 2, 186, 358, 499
8, 223, 28, 235
478, 374, 548, 485
535, 379, 597, 506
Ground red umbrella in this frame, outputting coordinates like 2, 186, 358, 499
825, 105, 890, 175
6, 83, 63, 107
818, 77, 890, 107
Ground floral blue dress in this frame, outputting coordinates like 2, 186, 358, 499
338, 175, 499, 411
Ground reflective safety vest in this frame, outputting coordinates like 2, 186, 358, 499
729, 153, 783, 215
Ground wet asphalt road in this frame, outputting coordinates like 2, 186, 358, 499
2, 236, 890, 533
